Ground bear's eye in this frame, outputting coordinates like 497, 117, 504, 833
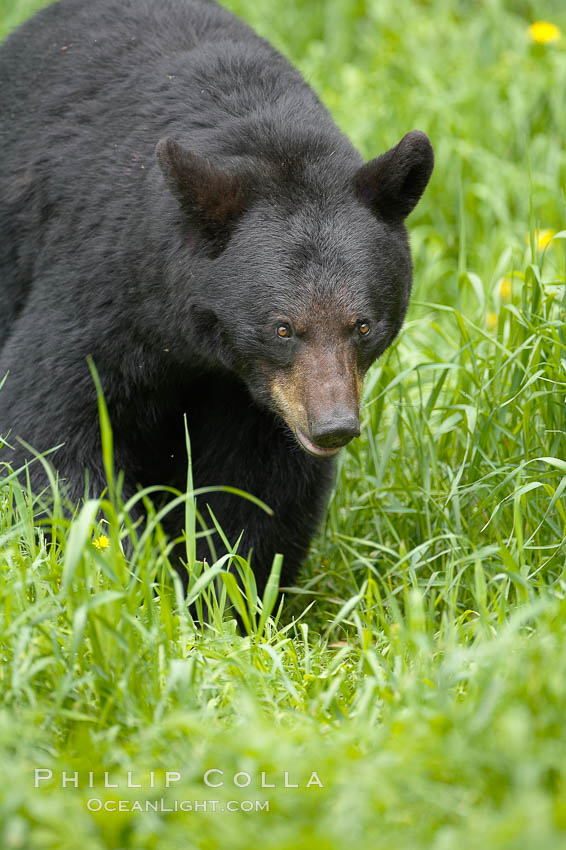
276, 323, 293, 339
356, 320, 371, 337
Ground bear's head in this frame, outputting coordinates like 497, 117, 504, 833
156, 131, 433, 456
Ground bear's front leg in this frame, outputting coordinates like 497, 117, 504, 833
0, 313, 140, 512
173, 379, 337, 596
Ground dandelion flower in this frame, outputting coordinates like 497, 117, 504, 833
526, 229, 557, 250
536, 229, 556, 249
93, 534, 110, 550
528, 21, 561, 44
486, 311, 498, 331
499, 277, 512, 300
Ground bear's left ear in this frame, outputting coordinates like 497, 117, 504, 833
156, 138, 250, 243
354, 130, 434, 222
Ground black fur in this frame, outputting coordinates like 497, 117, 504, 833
0, 0, 433, 592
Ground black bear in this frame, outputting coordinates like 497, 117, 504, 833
0, 0, 433, 592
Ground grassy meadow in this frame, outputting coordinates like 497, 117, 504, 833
1, 0, 566, 847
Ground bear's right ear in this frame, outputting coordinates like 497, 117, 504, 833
156, 138, 250, 245
354, 130, 434, 222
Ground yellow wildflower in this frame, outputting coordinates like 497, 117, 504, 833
536, 229, 556, 249
486, 311, 498, 331
528, 21, 561, 44
526, 229, 557, 251
499, 277, 512, 300
93, 534, 110, 550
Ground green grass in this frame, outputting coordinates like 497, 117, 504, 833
1, 0, 566, 847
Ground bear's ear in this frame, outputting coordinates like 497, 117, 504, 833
354, 130, 434, 222
156, 138, 250, 243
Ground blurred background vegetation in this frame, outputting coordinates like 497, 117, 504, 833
0, 1, 565, 848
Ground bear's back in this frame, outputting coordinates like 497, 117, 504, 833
0, 0, 337, 347
0, 0, 319, 164
0, 0, 251, 109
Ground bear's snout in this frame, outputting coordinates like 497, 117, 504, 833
309, 408, 361, 450
270, 347, 362, 458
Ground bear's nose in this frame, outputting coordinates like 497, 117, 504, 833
309, 409, 361, 449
